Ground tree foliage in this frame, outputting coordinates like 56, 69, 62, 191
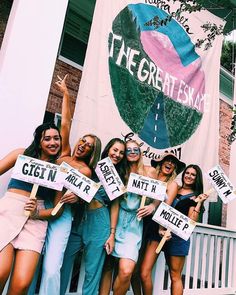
145, 0, 230, 50
221, 40, 236, 74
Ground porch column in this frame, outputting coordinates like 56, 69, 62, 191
0, 0, 68, 195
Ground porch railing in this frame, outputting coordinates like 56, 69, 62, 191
153, 223, 236, 295
65, 223, 236, 295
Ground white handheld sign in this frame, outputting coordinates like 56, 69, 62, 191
207, 165, 236, 204
11, 155, 64, 191
127, 173, 166, 201
152, 202, 196, 241
95, 157, 126, 200
61, 162, 101, 203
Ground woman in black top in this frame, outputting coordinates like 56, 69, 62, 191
141, 164, 207, 295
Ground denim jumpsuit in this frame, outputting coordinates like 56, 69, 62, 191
60, 186, 111, 295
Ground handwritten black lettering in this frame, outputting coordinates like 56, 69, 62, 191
47, 170, 57, 182
223, 189, 232, 198
83, 185, 90, 194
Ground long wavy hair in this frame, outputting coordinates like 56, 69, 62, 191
181, 164, 203, 196
72, 134, 102, 169
101, 138, 127, 184
24, 122, 61, 162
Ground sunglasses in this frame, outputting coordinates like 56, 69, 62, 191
126, 147, 141, 156
79, 138, 94, 149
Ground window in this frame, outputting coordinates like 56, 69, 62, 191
59, 0, 96, 67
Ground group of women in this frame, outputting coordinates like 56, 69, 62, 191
0, 74, 207, 295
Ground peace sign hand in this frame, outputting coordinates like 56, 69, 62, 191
55, 74, 69, 95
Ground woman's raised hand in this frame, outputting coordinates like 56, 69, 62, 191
55, 74, 69, 95
194, 193, 208, 203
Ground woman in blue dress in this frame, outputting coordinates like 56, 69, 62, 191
111, 140, 158, 295
139, 152, 186, 295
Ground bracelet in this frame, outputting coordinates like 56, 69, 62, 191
110, 227, 116, 234
31, 208, 39, 219
194, 209, 200, 214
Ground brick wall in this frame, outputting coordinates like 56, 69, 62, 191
219, 99, 233, 226
46, 59, 82, 116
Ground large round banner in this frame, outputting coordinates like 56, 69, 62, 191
108, 3, 206, 149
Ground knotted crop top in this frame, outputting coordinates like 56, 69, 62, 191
7, 178, 55, 200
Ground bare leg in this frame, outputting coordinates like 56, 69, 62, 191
130, 236, 148, 295
130, 269, 142, 295
131, 215, 152, 295
99, 255, 115, 295
113, 258, 136, 295
0, 244, 14, 294
165, 255, 185, 295
7, 250, 40, 295
140, 241, 159, 295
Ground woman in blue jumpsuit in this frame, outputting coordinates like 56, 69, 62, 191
60, 138, 127, 295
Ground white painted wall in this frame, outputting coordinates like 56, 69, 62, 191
0, 0, 69, 195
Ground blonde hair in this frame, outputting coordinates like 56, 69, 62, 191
73, 134, 101, 169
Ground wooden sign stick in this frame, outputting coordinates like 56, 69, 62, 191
24, 183, 39, 217
156, 228, 171, 254
51, 189, 70, 216
155, 189, 214, 254
137, 195, 147, 221
140, 195, 147, 208
194, 188, 214, 202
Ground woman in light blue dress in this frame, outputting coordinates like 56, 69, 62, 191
111, 140, 158, 295
112, 192, 142, 263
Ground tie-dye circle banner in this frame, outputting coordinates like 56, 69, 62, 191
109, 3, 206, 149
